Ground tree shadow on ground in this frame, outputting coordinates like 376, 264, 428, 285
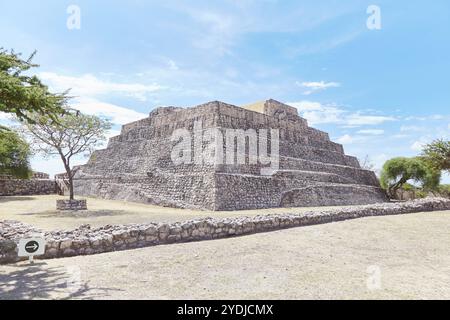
20, 210, 131, 219
0, 196, 36, 203
0, 262, 121, 300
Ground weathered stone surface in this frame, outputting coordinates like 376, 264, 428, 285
1, 197, 449, 264
0, 177, 55, 196
56, 199, 87, 211
73, 99, 388, 210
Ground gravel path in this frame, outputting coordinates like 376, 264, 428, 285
1, 210, 449, 300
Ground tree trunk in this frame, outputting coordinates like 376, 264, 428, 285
388, 177, 408, 199
62, 162, 74, 200
58, 151, 75, 200
68, 174, 74, 200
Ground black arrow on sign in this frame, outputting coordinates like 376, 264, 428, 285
25, 241, 39, 254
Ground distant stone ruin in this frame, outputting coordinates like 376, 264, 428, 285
0, 172, 55, 196
73, 99, 387, 210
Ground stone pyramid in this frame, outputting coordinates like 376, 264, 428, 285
74, 99, 387, 210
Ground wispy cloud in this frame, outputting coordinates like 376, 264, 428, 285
165, 1, 360, 57
39, 72, 165, 102
296, 81, 340, 95
357, 129, 385, 135
286, 30, 363, 57
405, 115, 445, 121
411, 139, 427, 152
287, 101, 345, 125
400, 125, 426, 132
335, 134, 370, 145
186, 9, 237, 55
71, 98, 147, 125
0, 112, 16, 128
167, 59, 179, 71
0, 112, 11, 121
336, 134, 354, 144
346, 114, 396, 126
288, 101, 396, 126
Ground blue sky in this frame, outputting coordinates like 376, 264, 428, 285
0, 0, 449, 181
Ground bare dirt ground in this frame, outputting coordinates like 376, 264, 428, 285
0, 195, 341, 231
1, 210, 449, 300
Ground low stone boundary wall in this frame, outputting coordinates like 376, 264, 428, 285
1, 197, 450, 264
0, 178, 56, 196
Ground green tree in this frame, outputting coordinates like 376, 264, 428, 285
0, 48, 68, 123
422, 139, 450, 172
0, 127, 32, 178
380, 157, 441, 197
21, 109, 111, 200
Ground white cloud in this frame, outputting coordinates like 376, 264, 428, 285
346, 114, 396, 126
167, 59, 179, 71
0, 112, 16, 127
400, 125, 426, 132
287, 101, 396, 126
186, 9, 237, 55
404, 114, 445, 121
296, 81, 340, 95
0, 112, 10, 120
287, 30, 363, 57
71, 98, 147, 125
357, 129, 385, 135
39, 72, 165, 102
106, 129, 122, 139
288, 101, 345, 125
336, 134, 354, 144
335, 134, 370, 145
371, 153, 389, 175
411, 140, 427, 152
166, 2, 360, 57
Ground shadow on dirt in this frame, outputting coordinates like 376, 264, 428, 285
0, 262, 121, 300
20, 210, 131, 219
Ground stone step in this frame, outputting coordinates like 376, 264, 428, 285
274, 169, 356, 184
278, 156, 379, 186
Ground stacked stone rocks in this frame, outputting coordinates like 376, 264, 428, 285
0, 175, 56, 196
0, 220, 44, 263
73, 99, 388, 210
1, 198, 449, 264
56, 199, 87, 211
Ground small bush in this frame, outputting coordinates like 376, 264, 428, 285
437, 184, 450, 198
416, 190, 427, 199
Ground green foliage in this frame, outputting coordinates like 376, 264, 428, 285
415, 190, 427, 199
422, 139, 450, 172
0, 48, 68, 123
422, 165, 441, 191
380, 157, 441, 197
0, 127, 32, 178
21, 109, 111, 199
437, 184, 450, 198
401, 183, 414, 191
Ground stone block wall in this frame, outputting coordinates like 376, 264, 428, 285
1, 198, 450, 264
56, 199, 87, 211
0, 178, 56, 196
